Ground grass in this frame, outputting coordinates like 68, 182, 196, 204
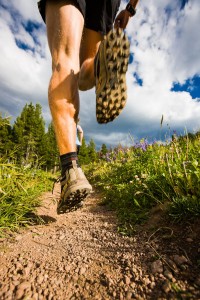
85, 133, 200, 231
1, 132, 199, 235
0, 159, 53, 234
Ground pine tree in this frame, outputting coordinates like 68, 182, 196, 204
87, 139, 97, 162
0, 114, 14, 158
78, 137, 89, 165
13, 103, 45, 167
101, 143, 108, 155
43, 122, 59, 171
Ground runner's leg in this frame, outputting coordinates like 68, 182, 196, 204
78, 0, 121, 91
46, 0, 84, 154
78, 28, 103, 91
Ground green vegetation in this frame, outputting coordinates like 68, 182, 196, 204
86, 133, 200, 231
1, 103, 200, 234
0, 159, 53, 233
1, 103, 98, 171
0, 103, 98, 233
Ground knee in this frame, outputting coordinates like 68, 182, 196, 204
51, 44, 80, 73
51, 54, 79, 77
48, 54, 80, 100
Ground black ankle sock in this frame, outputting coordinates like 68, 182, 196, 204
60, 152, 79, 177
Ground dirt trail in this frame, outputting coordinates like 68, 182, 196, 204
0, 184, 200, 300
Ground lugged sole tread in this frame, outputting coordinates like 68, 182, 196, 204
57, 188, 91, 214
96, 28, 130, 124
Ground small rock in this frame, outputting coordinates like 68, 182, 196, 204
172, 255, 188, 266
126, 291, 133, 299
186, 238, 193, 242
151, 260, 163, 274
149, 282, 156, 289
1, 285, 9, 294
195, 277, 200, 287
108, 278, 114, 286
119, 292, 124, 300
143, 277, 151, 286
65, 265, 71, 272
37, 275, 44, 284
166, 259, 179, 273
44, 274, 48, 281
15, 288, 25, 299
164, 270, 173, 280
32, 293, 39, 300
124, 275, 131, 285
79, 267, 86, 275
13, 280, 20, 286
9, 284, 15, 292
15, 262, 23, 270
16, 281, 31, 291
162, 281, 171, 293
43, 288, 49, 296
23, 267, 31, 277
130, 282, 136, 289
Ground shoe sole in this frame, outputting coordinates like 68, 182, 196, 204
96, 28, 130, 124
57, 184, 92, 214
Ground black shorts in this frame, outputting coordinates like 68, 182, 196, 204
38, 0, 121, 35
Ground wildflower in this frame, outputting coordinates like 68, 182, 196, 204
141, 174, 148, 179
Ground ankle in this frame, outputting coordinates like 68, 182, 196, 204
60, 152, 79, 177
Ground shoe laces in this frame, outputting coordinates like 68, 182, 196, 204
52, 175, 64, 194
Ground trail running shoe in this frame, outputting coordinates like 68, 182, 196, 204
95, 28, 130, 124
57, 161, 92, 214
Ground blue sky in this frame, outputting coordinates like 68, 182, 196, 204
172, 75, 200, 99
0, 0, 200, 148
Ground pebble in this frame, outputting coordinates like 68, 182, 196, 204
172, 255, 188, 266
164, 270, 173, 280
195, 277, 200, 287
32, 293, 39, 300
15, 235, 23, 241
1, 187, 199, 300
124, 275, 131, 285
15, 289, 24, 300
151, 260, 163, 274
37, 275, 44, 284
59, 235, 65, 240
143, 277, 151, 286
162, 281, 171, 293
186, 238, 193, 242
125, 291, 133, 299
23, 266, 31, 277
79, 267, 86, 275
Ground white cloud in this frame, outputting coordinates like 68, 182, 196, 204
121, 0, 200, 142
0, 3, 51, 121
0, 0, 199, 148
1, 0, 42, 23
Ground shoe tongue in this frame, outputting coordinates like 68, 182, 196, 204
72, 160, 78, 168
61, 158, 80, 177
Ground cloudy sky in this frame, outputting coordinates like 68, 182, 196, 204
0, 0, 200, 148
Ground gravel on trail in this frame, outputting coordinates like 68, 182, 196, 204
0, 184, 200, 300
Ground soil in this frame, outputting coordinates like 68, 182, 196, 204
0, 184, 200, 300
